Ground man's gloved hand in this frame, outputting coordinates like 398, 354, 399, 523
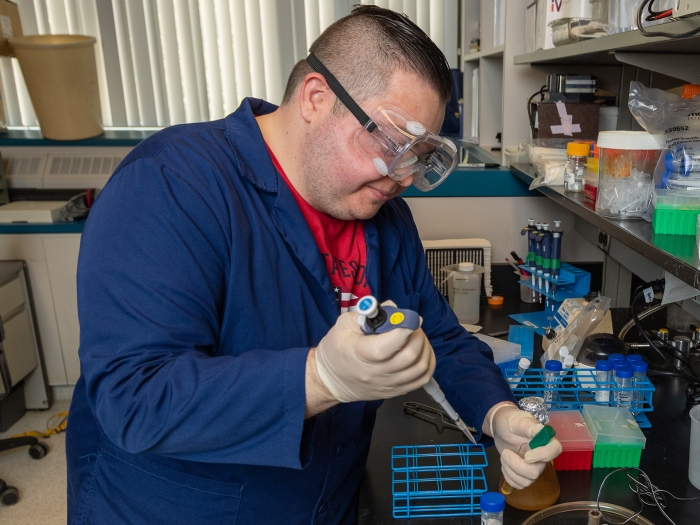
488, 403, 562, 490
314, 307, 436, 403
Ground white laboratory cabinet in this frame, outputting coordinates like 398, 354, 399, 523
0, 234, 80, 386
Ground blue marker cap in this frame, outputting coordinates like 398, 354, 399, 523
632, 362, 648, 373
480, 492, 505, 512
614, 365, 633, 378
545, 360, 563, 372
595, 360, 613, 371
626, 354, 643, 364
608, 353, 626, 364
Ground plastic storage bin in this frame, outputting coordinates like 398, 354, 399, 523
548, 411, 595, 471
652, 189, 700, 235
595, 131, 663, 218
582, 405, 646, 468
10, 35, 103, 141
474, 333, 521, 370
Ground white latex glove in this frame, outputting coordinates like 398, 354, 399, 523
489, 403, 562, 490
314, 307, 435, 403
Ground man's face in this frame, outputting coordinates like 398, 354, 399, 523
300, 70, 445, 220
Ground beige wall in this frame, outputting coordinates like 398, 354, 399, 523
405, 196, 603, 265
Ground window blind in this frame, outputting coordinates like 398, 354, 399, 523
2, 0, 458, 129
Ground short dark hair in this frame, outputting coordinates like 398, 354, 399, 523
281, 5, 452, 111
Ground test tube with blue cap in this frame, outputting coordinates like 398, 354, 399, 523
356, 296, 477, 445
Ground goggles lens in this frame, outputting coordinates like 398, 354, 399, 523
354, 106, 457, 191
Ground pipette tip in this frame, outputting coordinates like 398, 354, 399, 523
455, 417, 477, 445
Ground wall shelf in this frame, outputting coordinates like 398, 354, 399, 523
463, 45, 504, 62
513, 17, 700, 84
510, 162, 700, 289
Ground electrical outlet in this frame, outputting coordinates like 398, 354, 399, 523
597, 230, 611, 253
674, 0, 700, 18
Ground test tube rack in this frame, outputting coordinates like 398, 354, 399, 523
517, 262, 591, 303
503, 367, 656, 428
391, 443, 489, 519
510, 263, 591, 336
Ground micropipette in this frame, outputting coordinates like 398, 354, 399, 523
520, 219, 537, 301
356, 296, 477, 445
541, 224, 552, 310
534, 224, 544, 302
551, 220, 563, 296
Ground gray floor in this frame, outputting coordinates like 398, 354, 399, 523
0, 398, 71, 525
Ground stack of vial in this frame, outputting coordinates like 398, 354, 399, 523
596, 169, 653, 217
593, 354, 648, 410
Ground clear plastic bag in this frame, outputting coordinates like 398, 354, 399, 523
628, 81, 700, 192
520, 138, 570, 189
542, 294, 611, 365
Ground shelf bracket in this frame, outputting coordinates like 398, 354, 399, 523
614, 52, 700, 84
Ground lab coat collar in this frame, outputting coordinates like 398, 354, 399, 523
225, 97, 280, 193
223, 97, 401, 311
224, 98, 339, 315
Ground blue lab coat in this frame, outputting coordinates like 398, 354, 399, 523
66, 98, 515, 525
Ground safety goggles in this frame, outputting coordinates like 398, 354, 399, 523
306, 53, 457, 192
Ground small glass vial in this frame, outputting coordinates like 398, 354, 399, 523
564, 142, 591, 193
614, 365, 634, 408
632, 361, 648, 415
480, 492, 505, 525
594, 360, 613, 404
509, 358, 531, 389
543, 360, 562, 408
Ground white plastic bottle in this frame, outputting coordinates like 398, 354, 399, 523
509, 358, 531, 389
560, 355, 574, 376
451, 262, 481, 324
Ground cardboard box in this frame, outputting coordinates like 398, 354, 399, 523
533, 102, 600, 140
0, 1, 22, 57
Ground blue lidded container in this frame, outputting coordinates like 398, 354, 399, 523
545, 360, 563, 372
608, 353, 626, 365
481, 492, 505, 523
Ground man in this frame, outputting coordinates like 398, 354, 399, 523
66, 6, 560, 524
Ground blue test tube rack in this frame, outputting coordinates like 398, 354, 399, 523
510, 262, 591, 336
502, 367, 656, 428
391, 444, 489, 519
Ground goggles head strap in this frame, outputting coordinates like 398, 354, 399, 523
305, 53, 377, 133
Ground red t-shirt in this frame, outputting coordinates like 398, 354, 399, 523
267, 147, 371, 313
